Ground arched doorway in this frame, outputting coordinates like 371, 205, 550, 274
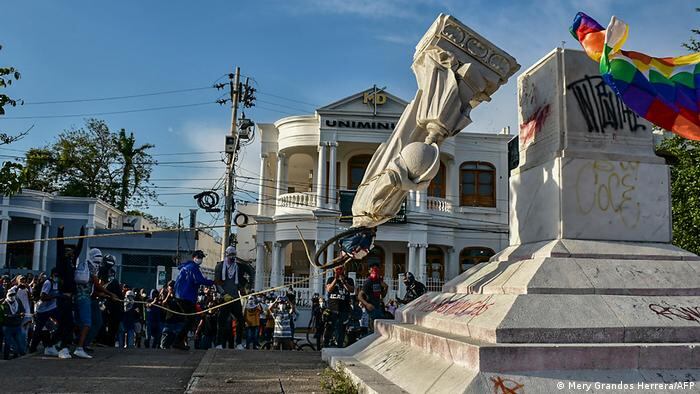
347, 246, 385, 277
426, 246, 445, 281
459, 247, 495, 273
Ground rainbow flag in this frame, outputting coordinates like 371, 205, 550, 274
570, 12, 700, 140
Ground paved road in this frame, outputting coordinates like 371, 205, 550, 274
0, 348, 327, 393
0, 348, 205, 393
187, 349, 326, 393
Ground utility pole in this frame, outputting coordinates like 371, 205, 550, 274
222, 68, 241, 260
176, 212, 182, 263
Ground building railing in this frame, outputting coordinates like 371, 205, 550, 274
338, 190, 407, 223
278, 192, 317, 208
427, 197, 452, 213
257, 274, 444, 307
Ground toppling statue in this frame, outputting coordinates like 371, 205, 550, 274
313, 14, 520, 269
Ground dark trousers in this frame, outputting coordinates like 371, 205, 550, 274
323, 310, 347, 347
56, 296, 74, 348
29, 309, 59, 352
174, 299, 196, 345
215, 300, 243, 346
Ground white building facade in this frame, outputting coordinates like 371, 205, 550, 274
242, 88, 510, 300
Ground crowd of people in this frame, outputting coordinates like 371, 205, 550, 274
309, 263, 426, 349
0, 226, 427, 359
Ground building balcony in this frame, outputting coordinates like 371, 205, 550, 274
338, 190, 406, 224
426, 196, 453, 213
275, 192, 317, 216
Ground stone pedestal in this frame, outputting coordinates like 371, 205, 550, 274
323, 48, 700, 393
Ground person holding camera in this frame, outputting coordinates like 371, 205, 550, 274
324, 266, 354, 347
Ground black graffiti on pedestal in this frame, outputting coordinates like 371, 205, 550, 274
566, 75, 647, 133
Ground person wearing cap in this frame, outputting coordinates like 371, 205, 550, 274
2, 287, 26, 359
396, 272, 426, 305
173, 250, 214, 350
358, 261, 388, 333
9, 275, 31, 342
214, 245, 255, 350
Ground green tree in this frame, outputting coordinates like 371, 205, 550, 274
115, 129, 155, 211
0, 44, 27, 196
661, 9, 700, 254
660, 136, 700, 254
21, 118, 157, 210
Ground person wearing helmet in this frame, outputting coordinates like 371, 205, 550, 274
324, 265, 355, 347
396, 272, 426, 305
214, 245, 254, 350
358, 262, 388, 333
173, 250, 214, 350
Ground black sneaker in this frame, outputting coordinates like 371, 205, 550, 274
172, 343, 190, 351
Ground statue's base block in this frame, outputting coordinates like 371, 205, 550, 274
323, 239, 700, 393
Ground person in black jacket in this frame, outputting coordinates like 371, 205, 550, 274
54, 225, 84, 359
396, 272, 426, 305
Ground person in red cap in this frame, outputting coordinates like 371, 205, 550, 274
324, 265, 354, 347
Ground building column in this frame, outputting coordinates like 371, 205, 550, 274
316, 142, 328, 209
0, 216, 9, 269
328, 142, 337, 208
255, 243, 265, 291
407, 243, 416, 276
311, 240, 324, 295
407, 191, 416, 211
41, 224, 49, 271
258, 153, 268, 216
275, 152, 287, 201
448, 157, 459, 210
447, 246, 459, 280
416, 190, 428, 213
324, 242, 335, 294
32, 220, 42, 271
271, 242, 282, 287
417, 244, 427, 283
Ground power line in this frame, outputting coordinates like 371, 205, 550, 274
23, 86, 214, 105
0, 101, 216, 119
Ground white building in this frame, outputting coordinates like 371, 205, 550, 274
239, 88, 510, 300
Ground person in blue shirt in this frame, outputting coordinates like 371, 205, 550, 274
173, 250, 214, 350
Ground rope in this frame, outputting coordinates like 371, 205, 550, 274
0, 215, 362, 245
131, 266, 331, 317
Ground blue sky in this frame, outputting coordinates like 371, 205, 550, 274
0, 0, 697, 228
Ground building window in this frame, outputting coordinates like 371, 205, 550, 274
459, 247, 495, 273
427, 162, 446, 198
347, 154, 373, 190
426, 246, 444, 281
460, 161, 496, 207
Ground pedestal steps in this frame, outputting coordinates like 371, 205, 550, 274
397, 292, 700, 344
374, 320, 700, 372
